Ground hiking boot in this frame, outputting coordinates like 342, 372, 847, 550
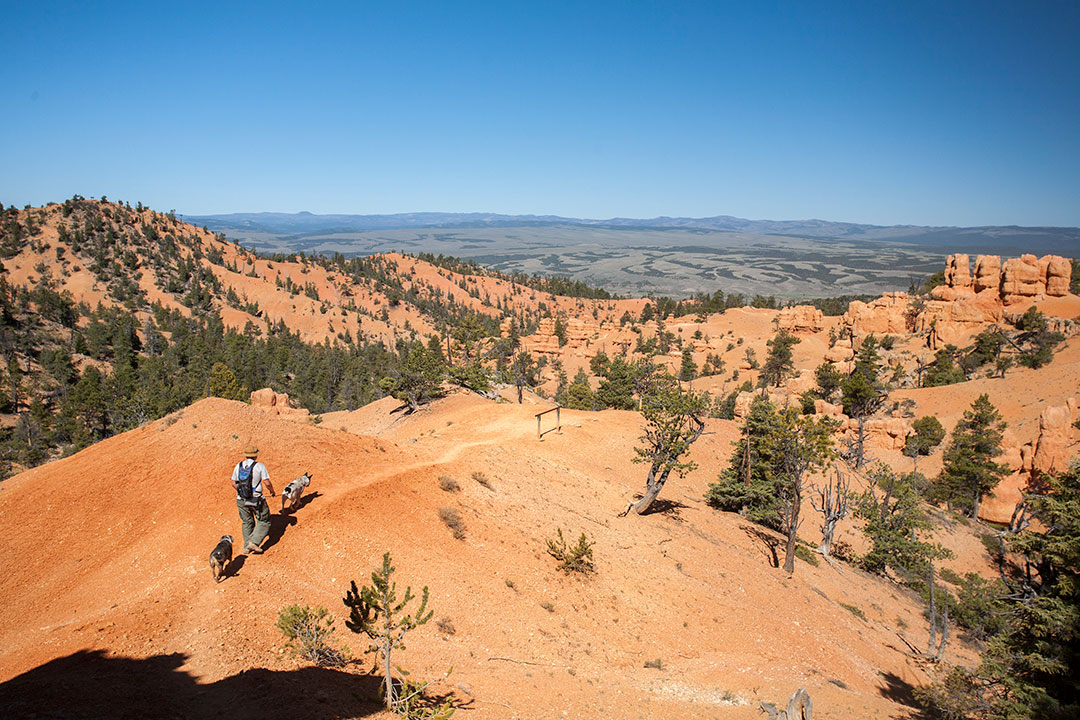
245, 544, 264, 554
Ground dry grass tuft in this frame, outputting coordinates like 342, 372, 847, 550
438, 507, 466, 540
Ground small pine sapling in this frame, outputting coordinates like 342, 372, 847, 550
546, 528, 595, 574
342, 552, 453, 718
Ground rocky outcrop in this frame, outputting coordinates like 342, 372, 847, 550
979, 399, 1079, 524
524, 318, 561, 356
843, 292, 911, 337
814, 399, 844, 418
249, 388, 310, 419
930, 252, 1072, 306
1045, 256, 1072, 297
824, 337, 854, 363
1000, 254, 1044, 303
1032, 398, 1078, 475
916, 253, 1075, 348
777, 305, 825, 334
943, 254, 972, 291
973, 255, 1002, 293
842, 416, 911, 451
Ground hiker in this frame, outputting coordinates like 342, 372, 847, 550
231, 445, 276, 554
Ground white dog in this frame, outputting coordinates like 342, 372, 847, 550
281, 473, 311, 513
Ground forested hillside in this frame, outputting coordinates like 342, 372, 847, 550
0, 197, 638, 476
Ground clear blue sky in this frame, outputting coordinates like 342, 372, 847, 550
2, 1, 1078, 226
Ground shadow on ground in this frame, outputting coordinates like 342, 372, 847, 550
742, 524, 783, 568
879, 670, 919, 708
0, 649, 384, 720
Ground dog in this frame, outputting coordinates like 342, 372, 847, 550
281, 473, 312, 513
209, 535, 233, 583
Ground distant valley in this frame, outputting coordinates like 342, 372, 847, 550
189, 211, 1080, 298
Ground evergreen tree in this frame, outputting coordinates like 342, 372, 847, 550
761, 329, 800, 387
855, 463, 948, 576
904, 415, 946, 474
936, 394, 1008, 518
342, 553, 449, 716
766, 406, 837, 574
510, 350, 538, 404
814, 361, 843, 402
679, 346, 697, 382
923, 346, 964, 387
207, 362, 246, 401
380, 344, 446, 413
596, 356, 637, 410
706, 397, 785, 530
625, 371, 707, 515
564, 368, 594, 410
917, 466, 1080, 719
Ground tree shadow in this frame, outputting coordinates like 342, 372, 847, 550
0, 649, 386, 720
878, 670, 919, 708
644, 498, 688, 520
263, 513, 298, 551
741, 524, 782, 568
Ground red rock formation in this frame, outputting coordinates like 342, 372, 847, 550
979, 399, 1078, 524
973, 255, 1002, 293
1032, 398, 1078, 475
777, 305, 825, 334
249, 388, 310, 418
843, 292, 911, 337
944, 254, 972, 291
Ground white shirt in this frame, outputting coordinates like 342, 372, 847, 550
232, 459, 270, 505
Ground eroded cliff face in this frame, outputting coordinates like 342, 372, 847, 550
982, 398, 1078, 524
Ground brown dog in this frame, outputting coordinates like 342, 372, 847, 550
209, 535, 233, 583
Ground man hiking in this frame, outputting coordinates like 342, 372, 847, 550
232, 445, 276, 554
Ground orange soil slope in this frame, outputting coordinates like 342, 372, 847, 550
0, 393, 979, 719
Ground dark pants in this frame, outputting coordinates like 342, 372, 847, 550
237, 497, 271, 549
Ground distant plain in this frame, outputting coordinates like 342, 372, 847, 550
192, 214, 1079, 298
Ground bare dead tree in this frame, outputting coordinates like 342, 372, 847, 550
926, 560, 949, 662
760, 688, 813, 720
810, 469, 850, 559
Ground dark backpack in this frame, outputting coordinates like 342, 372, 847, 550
235, 461, 256, 501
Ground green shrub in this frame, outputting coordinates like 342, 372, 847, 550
794, 544, 820, 567
839, 602, 866, 621
276, 604, 349, 667
547, 528, 595, 574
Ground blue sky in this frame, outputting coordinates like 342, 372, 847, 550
1, 1, 1078, 226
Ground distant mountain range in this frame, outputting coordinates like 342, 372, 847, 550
186, 211, 1080, 252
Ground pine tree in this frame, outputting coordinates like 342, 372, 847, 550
208, 362, 246, 401
625, 371, 707, 515
856, 463, 948, 576
381, 344, 447, 413
761, 329, 800, 387
679, 346, 697, 382
565, 368, 594, 410
937, 394, 1008, 518
342, 553, 451, 716
706, 397, 785, 529
596, 356, 637, 410
916, 466, 1080, 719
